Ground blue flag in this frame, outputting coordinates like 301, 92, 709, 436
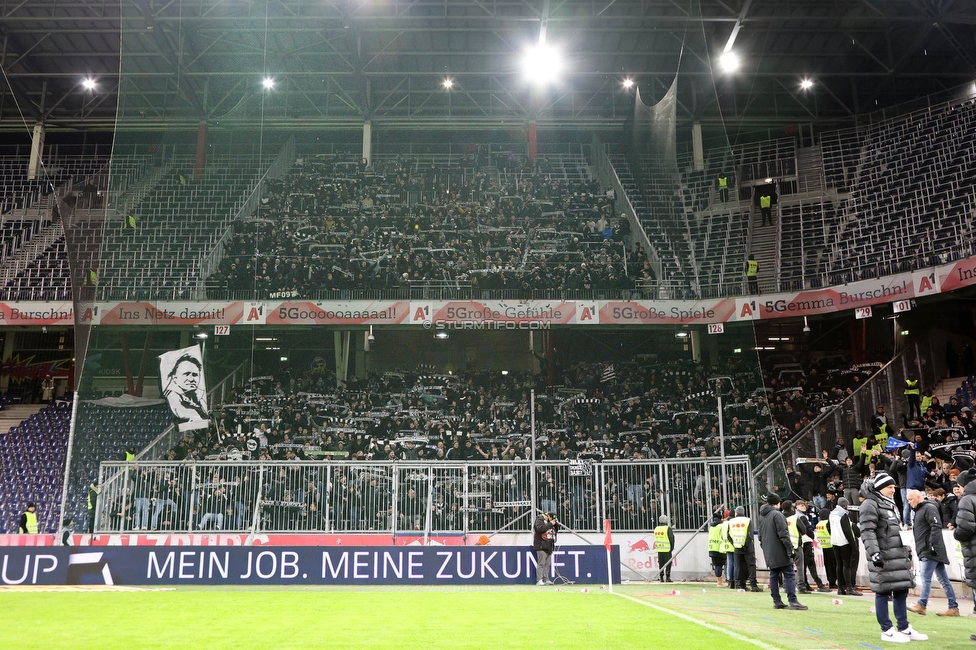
886, 437, 910, 452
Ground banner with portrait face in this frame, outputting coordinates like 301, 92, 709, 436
158, 345, 209, 431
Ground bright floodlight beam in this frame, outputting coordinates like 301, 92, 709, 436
522, 44, 562, 85
262, 77, 275, 90
443, 78, 453, 89
622, 78, 634, 89
800, 78, 814, 90
81, 78, 96, 90
719, 51, 739, 72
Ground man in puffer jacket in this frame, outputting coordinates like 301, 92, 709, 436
860, 472, 928, 643
951, 467, 976, 635
833, 456, 866, 506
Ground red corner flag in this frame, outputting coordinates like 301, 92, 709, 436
604, 518, 613, 551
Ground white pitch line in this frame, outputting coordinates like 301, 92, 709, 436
613, 592, 783, 650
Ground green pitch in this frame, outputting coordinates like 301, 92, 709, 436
0, 585, 746, 649
617, 583, 976, 649
0, 583, 972, 649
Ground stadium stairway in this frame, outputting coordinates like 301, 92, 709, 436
934, 375, 969, 407
0, 404, 48, 434
0, 222, 61, 279
748, 209, 778, 294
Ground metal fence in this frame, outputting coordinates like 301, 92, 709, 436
94, 456, 756, 535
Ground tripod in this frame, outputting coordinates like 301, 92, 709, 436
550, 518, 586, 585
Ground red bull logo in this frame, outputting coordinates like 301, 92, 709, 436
628, 538, 651, 553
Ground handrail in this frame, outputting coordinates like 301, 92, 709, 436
752, 345, 910, 479
194, 136, 297, 294
590, 134, 662, 285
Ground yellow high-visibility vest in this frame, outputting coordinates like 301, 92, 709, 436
718, 176, 728, 189
729, 516, 751, 548
23, 511, 38, 534
719, 520, 735, 553
876, 425, 889, 449
815, 520, 832, 549
746, 260, 758, 277
786, 513, 800, 549
760, 195, 772, 208
654, 525, 672, 553
905, 380, 919, 395
708, 523, 723, 553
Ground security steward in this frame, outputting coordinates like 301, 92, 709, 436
720, 509, 738, 588
655, 515, 675, 582
905, 376, 921, 422
815, 508, 837, 589
708, 510, 727, 586
746, 255, 759, 294
19, 502, 38, 534
759, 193, 773, 226
87, 480, 100, 536
718, 175, 730, 202
729, 505, 763, 591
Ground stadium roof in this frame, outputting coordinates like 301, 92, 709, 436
1, 0, 975, 133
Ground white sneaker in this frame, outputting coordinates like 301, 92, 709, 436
536, 580, 546, 586
881, 629, 910, 644
900, 626, 928, 641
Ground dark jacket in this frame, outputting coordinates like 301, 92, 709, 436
953, 481, 976, 588
859, 483, 914, 594
888, 457, 908, 489
941, 493, 958, 528
912, 498, 949, 564
533, 515, 557, 552
834, 462, 864, 490
906, 453, 929, 491
757, 504, 794, 569
806, 466, 829, 497
796, 512, 814, 544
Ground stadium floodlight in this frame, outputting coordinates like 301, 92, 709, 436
442, 78, 454, 89
194, 332, 208, 340
81, 78, 96, 91
262, 77, 275, 90
521, 44, 562, 85
800, 78, 814, 90
434, 331, 449, 340
622, 78, 634, 89
719, 51, 740, 72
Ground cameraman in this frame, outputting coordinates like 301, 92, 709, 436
533, 511, 559, 586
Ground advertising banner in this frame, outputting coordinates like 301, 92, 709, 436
0, 545, 619, 586
3, 255, 976, 327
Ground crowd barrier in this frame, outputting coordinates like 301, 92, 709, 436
93, 457, 757, 536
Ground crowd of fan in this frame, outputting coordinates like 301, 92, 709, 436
206, 155, 648, 298
160, 355, 778, 468
114, 354, 775, 532
776, 370, 976, 529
